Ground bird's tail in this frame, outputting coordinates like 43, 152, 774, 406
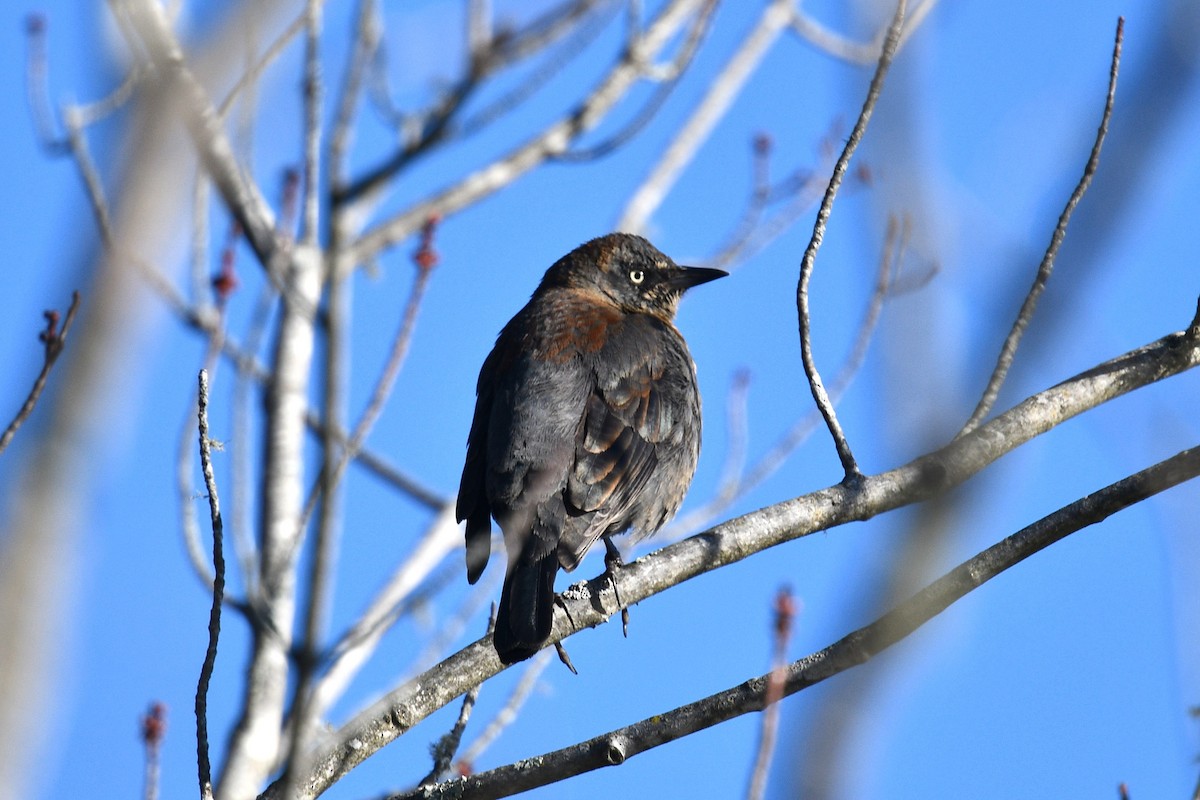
494, 543, 559, 664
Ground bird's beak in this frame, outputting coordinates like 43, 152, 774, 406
669, 266, 728, 291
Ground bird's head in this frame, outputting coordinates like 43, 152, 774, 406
541, 233, 727, 320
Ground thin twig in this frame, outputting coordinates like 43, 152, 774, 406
457, 7, 612, 140
63, 106, 116, 248
309, 501, 465, 721
397, 442, 1200, 799
298, 217, 439, 538
195, 369, 225, 800
666, 217, 903, 538
701, 126, 865, 274
453, 651, 553, 775
618, 0, 794, 233
420, 613, 497, 786
23, 15, 66, 154
329, 0, 379, 188
796, 0, 906, 481
342, 0, 609, 207
300, 0, 322, 247
140, 702, 167, 800
553, 0, 717, 162
957, 17, 1124, 438
72, 64, 146, 127
216, 10, 309, 120
699, 133, 778, 270
0, 292, 82, 456
746, 587, 796, 800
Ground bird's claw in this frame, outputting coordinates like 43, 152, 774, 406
603, 538, 630, 638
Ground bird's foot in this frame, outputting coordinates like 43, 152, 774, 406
603, 538, 631, 638
554, 641, 578, 674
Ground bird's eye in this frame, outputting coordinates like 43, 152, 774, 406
629, 270, 645, 285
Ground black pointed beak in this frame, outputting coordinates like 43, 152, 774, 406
668, 265, 728, 292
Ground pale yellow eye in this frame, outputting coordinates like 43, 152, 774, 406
629, 270, 645, 285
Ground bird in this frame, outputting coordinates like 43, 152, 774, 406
457, 232, 726, 664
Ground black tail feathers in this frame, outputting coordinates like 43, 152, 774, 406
493, 547, 559, 663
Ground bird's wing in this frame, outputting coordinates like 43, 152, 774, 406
457, 339, 506, 584
561, 318, 690, 567
567, 363, 664, 515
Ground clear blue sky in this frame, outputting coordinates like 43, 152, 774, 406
2, 1, 1198, 798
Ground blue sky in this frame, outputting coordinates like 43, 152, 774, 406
1, 1, 1198, 798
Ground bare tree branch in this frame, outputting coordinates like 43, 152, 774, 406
122, 0, 285, 272
746, 586, 796, 800
789, 0, 939, 65
796, 0, 906, 482
0, 292, 82, 456
328, 0, 379, 187
618, 0, 793, 233
337, 0, 611, 206
667, 216, 903, 539
299, 217, 439, 538
308, 501, 463, 722
195, 369, 226, 800
958, 17, 1124, 437
395, 442, 1200, 799
419, 613, 496, 787
140, 702, 167, 800
345, 0, 708, 266
453, 652, 552, 776
217, 11, 309, 121
553, 0, 717, 162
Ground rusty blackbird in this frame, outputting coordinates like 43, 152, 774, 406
457, 232, 726, 663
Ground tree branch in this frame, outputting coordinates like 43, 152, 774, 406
796, 0, 906, 481
397, 442, 1200, 799
0, 292, 82, 456
337, 0, 609, 206
617, 0, 793, 234
344, 0, 707, 266
195, 369, 225, 800
958, 16, 1124, 437
123, 0, 285, 271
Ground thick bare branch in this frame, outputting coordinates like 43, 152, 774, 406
397, 442, 1200, 799
219, 242, 322, 799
